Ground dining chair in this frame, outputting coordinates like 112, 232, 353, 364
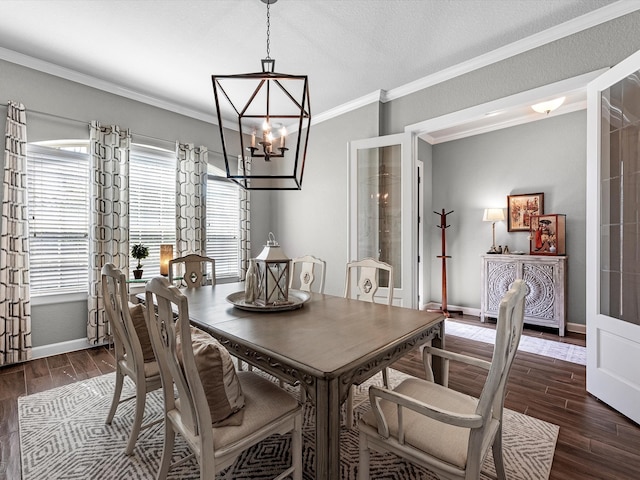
168, 253, 216, 288
101, 263, 162, 455
344, 257, 394, 304
357, 279, 527, 480
344, 257, 394, 427
144, 276, 302, 480
289, 254, 326, 293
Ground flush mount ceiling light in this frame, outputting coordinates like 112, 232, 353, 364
531, 96, 566, 114
211, 0, 311, 190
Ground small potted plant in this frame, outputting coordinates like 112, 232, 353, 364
131, 243, 149, 279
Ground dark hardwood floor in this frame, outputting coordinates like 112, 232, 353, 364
1, 316, 639, 479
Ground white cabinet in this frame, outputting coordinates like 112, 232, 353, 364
480, 254, 567, 336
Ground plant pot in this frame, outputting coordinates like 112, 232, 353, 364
133, 269, 143, 280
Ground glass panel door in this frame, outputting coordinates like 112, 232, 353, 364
587, 49, 640, 424
600, 72, 640, 324
349, 133, 416, 307
356, 144, 401, 289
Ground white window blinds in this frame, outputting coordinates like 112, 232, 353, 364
129, 144, 176, 277
26, 144, 90, 294
206, 176, 240, 279
26, 142, 240, 293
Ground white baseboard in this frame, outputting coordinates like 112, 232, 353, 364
31, 338, 93, 360
566, 322, 586, 335
423, 302, 586, 335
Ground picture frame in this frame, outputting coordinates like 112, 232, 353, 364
507, 193, 544, 232
529, 214, 566, 255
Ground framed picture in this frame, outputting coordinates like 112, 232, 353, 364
529, 214, 566, 255
507, 193, 544, 232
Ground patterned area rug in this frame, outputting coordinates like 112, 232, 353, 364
19, 369, 558, 479
445, 319, 587, 365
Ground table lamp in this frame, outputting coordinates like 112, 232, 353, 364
159, 244, 173, 276
483, 208, 505, 253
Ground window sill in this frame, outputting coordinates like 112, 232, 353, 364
31, 292, 87, 306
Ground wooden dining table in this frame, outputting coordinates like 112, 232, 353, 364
144, 281, 445, 479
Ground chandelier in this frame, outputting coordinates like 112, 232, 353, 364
211, 0, 311, 190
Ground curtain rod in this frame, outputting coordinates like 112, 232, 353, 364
0, 101, 222, 154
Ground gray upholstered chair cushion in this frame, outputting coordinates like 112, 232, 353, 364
177, 326, 245, 426
361, 377, 478, 468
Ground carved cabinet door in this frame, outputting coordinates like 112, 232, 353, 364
481, 254, 566, 336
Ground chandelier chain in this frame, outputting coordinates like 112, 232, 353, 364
265, 1, 271, 59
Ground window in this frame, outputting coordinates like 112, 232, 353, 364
26, 141, 240, 294
206, 175, 240, 279
129, 144, 176, 277
27, 144, 90, 295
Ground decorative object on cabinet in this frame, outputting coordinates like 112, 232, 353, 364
427, 209, 462, 317
530, 214, 566, 255
507, 193, 544, 232
482, 208, 505, 254
481, 254, 567, 336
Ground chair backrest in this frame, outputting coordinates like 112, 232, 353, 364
169, 253, 216, 288
145, 276, 211, 442
101, 263, 147, 374
344, 258, 394, 305
477, 279, 527, 423
289, 255, 326, 293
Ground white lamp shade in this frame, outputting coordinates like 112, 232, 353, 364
483, 208, 505, 222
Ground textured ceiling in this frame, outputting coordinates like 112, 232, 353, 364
0, 0, 624, 124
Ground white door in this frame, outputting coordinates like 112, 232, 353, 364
586, 49, 640, 424
348, 133, 417, 308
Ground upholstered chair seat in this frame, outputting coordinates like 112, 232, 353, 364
357, 280, 527, 480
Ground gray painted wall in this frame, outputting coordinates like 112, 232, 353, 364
431, 111, 586, 323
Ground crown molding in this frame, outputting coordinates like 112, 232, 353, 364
310, 90, 384, 126
0, 46, 218, 125
384, 0, 640, 104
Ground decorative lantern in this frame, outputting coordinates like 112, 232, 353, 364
255, 232, 290, 305
159, 244, 174, 276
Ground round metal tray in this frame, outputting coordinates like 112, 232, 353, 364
226, 290, 311, 312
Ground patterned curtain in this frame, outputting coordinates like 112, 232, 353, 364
176, 143, 207, 257
238, 155, 251, 280
87, 122, 130, 345
1, 101, 31, 365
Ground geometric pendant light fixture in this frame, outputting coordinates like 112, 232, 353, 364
211, 0, 311, 190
